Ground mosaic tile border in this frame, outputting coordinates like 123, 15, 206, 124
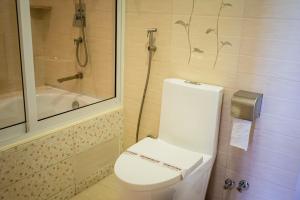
0, 108, 123, 200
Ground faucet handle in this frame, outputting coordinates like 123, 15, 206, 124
237, 180, 250, 193
224, 178, 236, 190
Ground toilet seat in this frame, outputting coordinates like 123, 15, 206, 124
114, 138, 203, 191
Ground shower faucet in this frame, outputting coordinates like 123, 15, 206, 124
73, 0, 88, 67
73, 1, 86, 27
57, 72, 83, 83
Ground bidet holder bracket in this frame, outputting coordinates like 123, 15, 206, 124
147, 28, 157, 52
147, 28, 157, 37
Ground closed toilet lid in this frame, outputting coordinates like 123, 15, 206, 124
114, 138, 203, 191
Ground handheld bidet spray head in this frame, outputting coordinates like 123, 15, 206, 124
147, 28, 157, 52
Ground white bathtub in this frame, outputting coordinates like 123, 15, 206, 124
0, 86, 100, 128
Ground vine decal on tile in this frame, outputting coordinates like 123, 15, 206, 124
175, 0, 204, 64
206, 0, 233, 68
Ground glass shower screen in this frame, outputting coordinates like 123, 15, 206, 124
30, 0, 117, 120
0, 0, 26, 129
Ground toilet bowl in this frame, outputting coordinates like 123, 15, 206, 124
114, 79, 223, 200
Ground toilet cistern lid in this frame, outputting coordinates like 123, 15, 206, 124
114, 138, 203, 191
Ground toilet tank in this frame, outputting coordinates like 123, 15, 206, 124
158, 79, 223, 156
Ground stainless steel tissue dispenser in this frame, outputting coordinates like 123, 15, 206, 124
231, 90, 263, 121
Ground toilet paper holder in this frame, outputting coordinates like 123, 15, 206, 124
231, 90, 263, 121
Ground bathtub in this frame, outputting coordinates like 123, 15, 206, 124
0, 86, 100, 128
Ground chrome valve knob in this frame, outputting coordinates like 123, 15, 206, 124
237, 180, 250, 193
224, 178, 236, 190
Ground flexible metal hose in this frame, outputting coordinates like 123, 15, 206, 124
135, 49, 154, 142
75, 0, 88, 67
76, 26, 88, 67
135, 29, 157, 142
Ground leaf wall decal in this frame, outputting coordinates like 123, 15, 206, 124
206, 28, 216, 34
174, 0, 196, 64
175, 20, 188, 28
220, 41, 232, 47
208, 0, 234, 69
193, 48, 204, 53
223, 3, 233, 7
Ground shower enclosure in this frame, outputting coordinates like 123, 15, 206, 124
0, 0, 120, 140
0, 0, 25, 129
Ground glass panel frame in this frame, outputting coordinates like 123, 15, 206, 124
0, 0, 27, 131
29, 0, 118, 121
0, 0, 123, 146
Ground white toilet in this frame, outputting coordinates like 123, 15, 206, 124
114, 78, 223, 200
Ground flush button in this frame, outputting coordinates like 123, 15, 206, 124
184, 80, 202, 85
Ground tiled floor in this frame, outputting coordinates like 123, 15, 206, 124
71, 174, 120, 200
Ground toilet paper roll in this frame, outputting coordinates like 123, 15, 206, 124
230, 118, 252, 151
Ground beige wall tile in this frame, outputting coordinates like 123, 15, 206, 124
237, 73, 300, 101
126, 0, 173, 14
261, 97, 300, 120
242, 18, 300, 42
124, 0, 300, 200
238, 55, 300, 82
256, 113, 300, 139
244, 0, 300, 19
239, 38, 300, 62
12, 159, 73, 200
173, 0, 245, 17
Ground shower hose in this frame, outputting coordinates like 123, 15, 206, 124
76, 26, 88, 67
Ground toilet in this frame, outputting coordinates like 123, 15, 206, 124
114, 78, 223, 200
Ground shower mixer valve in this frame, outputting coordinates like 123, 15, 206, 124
237, 180, 250, 193
224, 178, 236, 190
73, 1, 88, 67
73, 2, 86, 27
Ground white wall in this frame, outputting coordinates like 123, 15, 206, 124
296, 174, 300, 200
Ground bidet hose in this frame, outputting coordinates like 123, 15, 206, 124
135, 29, 157, 142
135, 51, 153, 142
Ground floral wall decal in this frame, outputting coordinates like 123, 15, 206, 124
206, 0, 233, 68
174, 0, 233, 66
175, 0, 204, 64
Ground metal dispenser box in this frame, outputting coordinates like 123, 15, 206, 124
231, 90, 263, 121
